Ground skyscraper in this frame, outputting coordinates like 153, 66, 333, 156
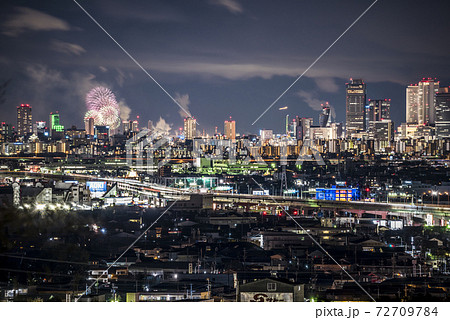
184, 116, 197, 140
294, 117, 312, 140
49, 112, 64, 137
85, 117, 95, 136
418, 78, 439, 125
17, 104, 32, 137
406, 78, 440, 125
436, 87, 450, 138
366, 99, 391, 130
131, 120, 139, 133
345, 79, 366, 134
224, 118, 236, 140
122, 120, 131, 133
406, 84, 418, 124
318, 102, 331, 127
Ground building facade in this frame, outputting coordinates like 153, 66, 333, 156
17, 104, 32, 137
346, 79, 366, 134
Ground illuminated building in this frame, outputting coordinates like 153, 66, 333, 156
0, 122, 13, 142
418, 78, 439, 125
132, 120, 139, 132
436, 87, 450, 138
369, 119, 394, 142
94, 125, 109, 142
346, 79, 366, 134
49, 112, 64, 136
224, 118, 236, 140
406, 84, 419, 124
122, 120, 131, 133
316, 186, 360, 201
184, 116, 197, 140
406, 78, 440, 125
260, 129, 273, 143
294, 117, 312, 140
85, 117, 94, 136
17, 104, 32, 137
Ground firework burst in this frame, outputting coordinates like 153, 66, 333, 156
85, 87, 121, 129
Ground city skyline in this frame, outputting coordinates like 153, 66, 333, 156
1, 1, 450, 134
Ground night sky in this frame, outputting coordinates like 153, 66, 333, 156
1, 0, 449, 135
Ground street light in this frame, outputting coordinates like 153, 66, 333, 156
431, 191, 438, 205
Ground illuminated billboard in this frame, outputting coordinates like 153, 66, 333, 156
86, 181, 107, 194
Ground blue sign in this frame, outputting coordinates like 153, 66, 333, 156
86, 181, 107, 193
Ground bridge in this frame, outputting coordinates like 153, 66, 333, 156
4, 171, 450, 224
97, 176, 450, 224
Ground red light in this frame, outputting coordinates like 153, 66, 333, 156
278, 212, 282, 216
293, 210, 298, 216
365, 188, 370, 192
262, 211, 267, 216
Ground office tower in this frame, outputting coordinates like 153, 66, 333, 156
184, 116, 196, 140
49, 112, 64, 136
0, 122, 13, 142
294, 117, 312, 140
85, 117, 95, 136
122, 120, 131, 133
366, 99, 391, 130
345, 78, 366, 134
406, 84, 418, 124
94, 125, 109, 141
418, 78, 439, 125
406, 78, 440, 125
289, 118, 297, 138
132, 120, 139, 132
17, 104, 32, 137
369, 120, 394, 141
319, 102, 331, 127
224, 118, 236, 140
436, 87, 450, 138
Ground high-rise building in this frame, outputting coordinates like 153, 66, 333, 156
0, 122, 13, 142
224, 118, 236, 140
17, 104, 32, 137
366, 99, 391, 130
318, 102, 331, 127
184, 117, 197, 140
406, 78, 440, 125
406, 84, 418, 124
85, 117, 95, 136
148, 120, 153, 132
418, 78, 439, 125
95, 125, 109, 141
345, 79, 366, 134
436, 87, 450, 138
122, 120, 131, 133
369, 119, 394, 141
294, 117, 313, 140
49, 112, 64, 136
132, 120, 139, 133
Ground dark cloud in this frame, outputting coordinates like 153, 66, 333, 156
2, 7, 70, 36
0, 0, 449, 134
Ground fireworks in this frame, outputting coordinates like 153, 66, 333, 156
84, 86, 121, 129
